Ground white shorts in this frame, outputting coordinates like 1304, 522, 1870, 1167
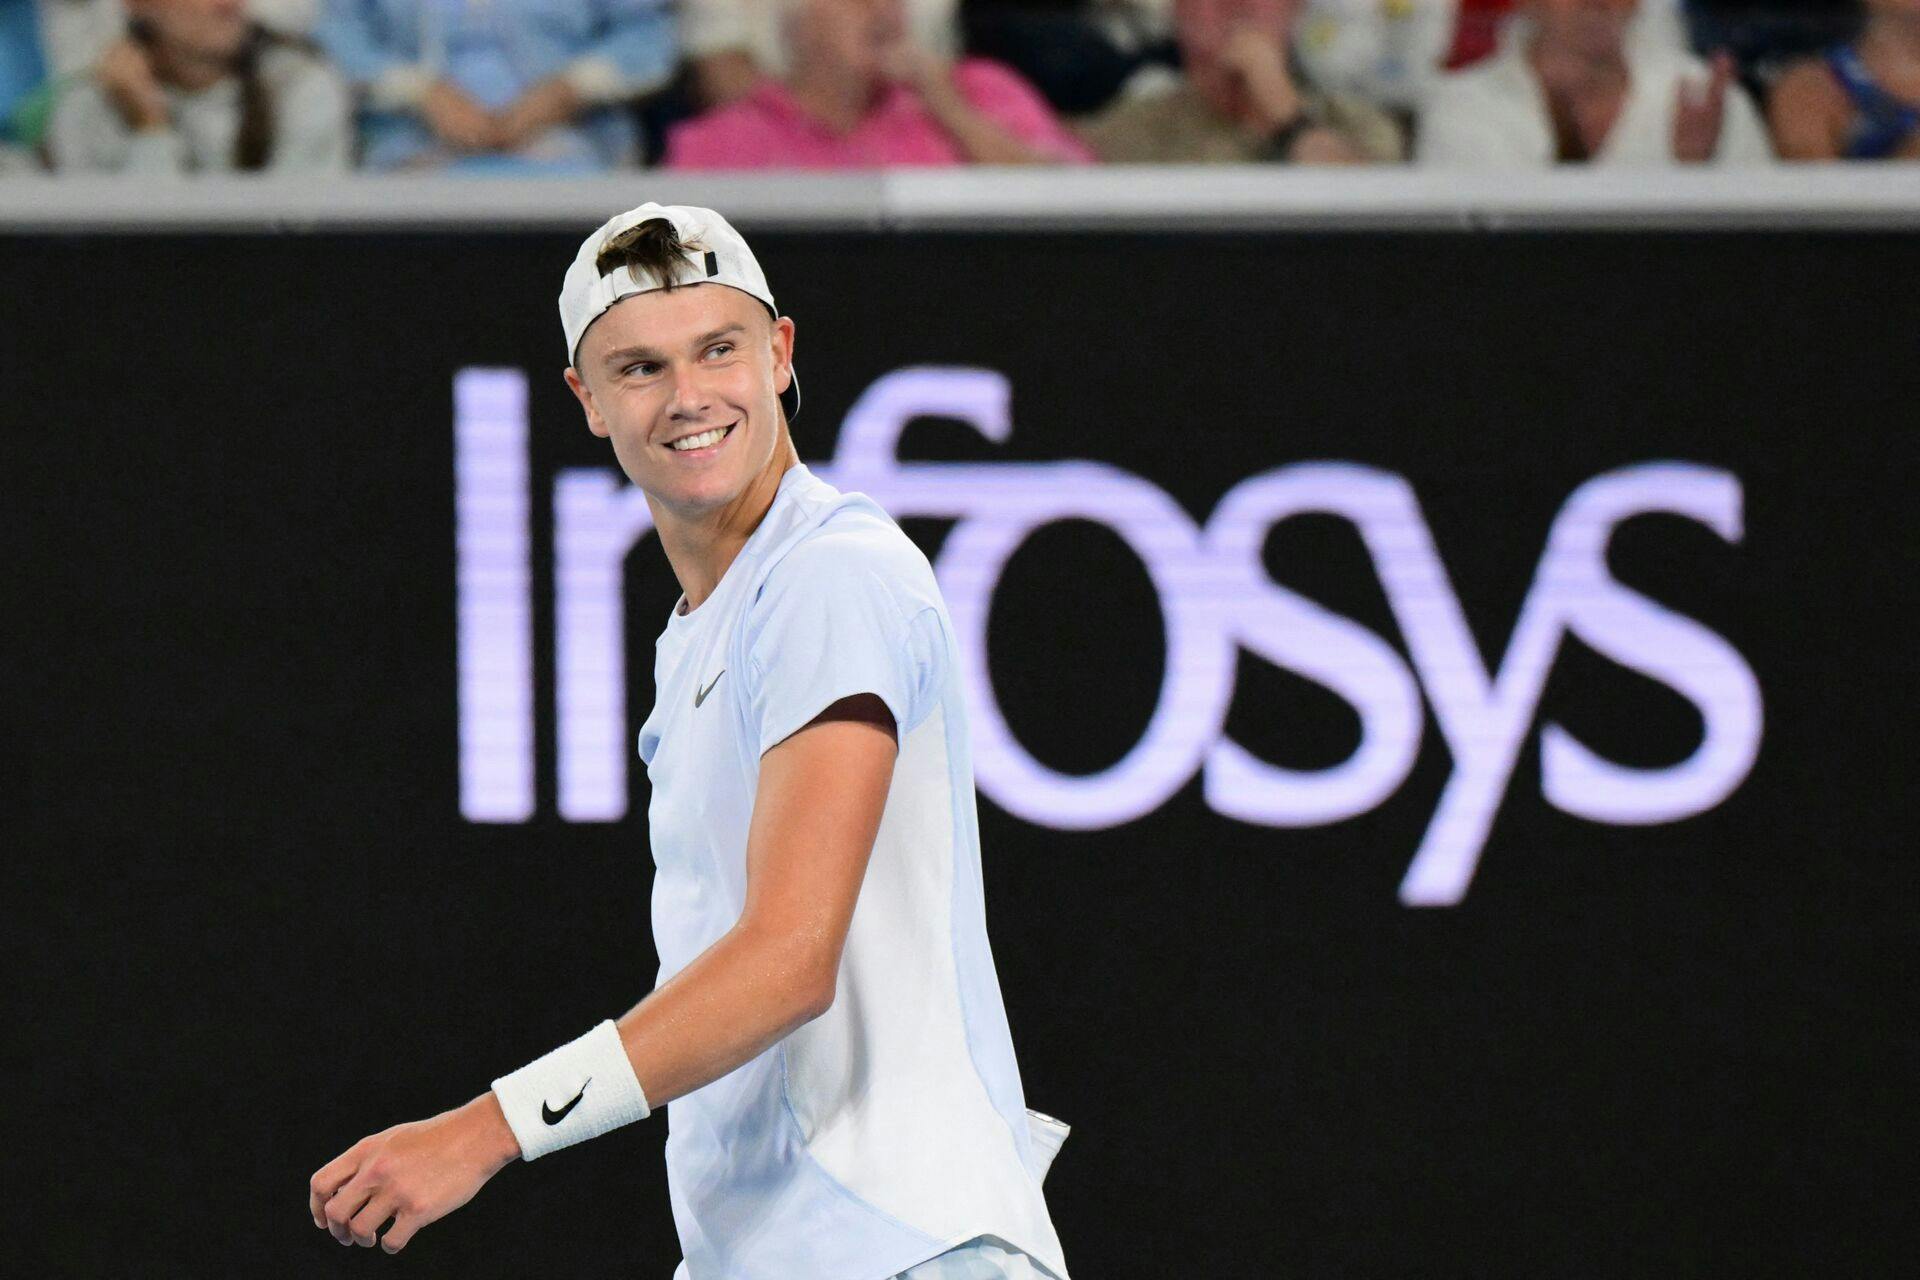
891, 1236, 1059, 1280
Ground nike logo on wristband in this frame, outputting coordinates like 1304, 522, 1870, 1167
695, 669, 725, 708
542, 1079, 590, 1125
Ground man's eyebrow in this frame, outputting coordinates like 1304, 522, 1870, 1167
602, 324, 748, 367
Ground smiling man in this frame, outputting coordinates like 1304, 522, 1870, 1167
307, 203, 1071, 1280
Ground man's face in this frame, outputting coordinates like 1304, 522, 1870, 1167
791, 0, 905, 83
132, 0, 249, 62
565, 283, 796, 520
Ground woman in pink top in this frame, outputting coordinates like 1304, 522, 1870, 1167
665, 0, 1093, 169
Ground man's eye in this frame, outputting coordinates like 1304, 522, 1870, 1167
706, 343, 733, 359
627, 362, 659, 377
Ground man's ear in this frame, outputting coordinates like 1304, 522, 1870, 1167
771, 315, 797, 396
563, 366, 610, 439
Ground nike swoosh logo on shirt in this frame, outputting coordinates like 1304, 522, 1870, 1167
694, 669, 726, 708
543, 1078, 590, 1126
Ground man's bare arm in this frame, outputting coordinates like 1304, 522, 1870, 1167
309, 693, 897, 1251
608, 691, 898, 1103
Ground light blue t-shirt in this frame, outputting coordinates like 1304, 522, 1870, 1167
637, 463, 1070, 1280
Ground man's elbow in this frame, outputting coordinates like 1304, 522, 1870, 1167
742, 925, 840, 1026
790, 954, 839, 1024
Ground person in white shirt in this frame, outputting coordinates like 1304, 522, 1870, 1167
307, 202, 1072, 1280
47, 0, 348, 172
1416, 0, 1774, 166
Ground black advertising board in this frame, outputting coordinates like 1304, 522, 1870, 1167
6, 230, 1911, 1275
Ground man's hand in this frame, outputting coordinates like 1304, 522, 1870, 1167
308, 1092, 521, 1254
876, 38, 1053, 163
95, 38, 169, 132
878, 39, 953, 101
1216, 23, 1301, 131
494, 75, 584, 151
419, 79, 500, 151
1674, 50, 1734, 163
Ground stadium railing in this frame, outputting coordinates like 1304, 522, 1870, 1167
3, 167, 1920, 232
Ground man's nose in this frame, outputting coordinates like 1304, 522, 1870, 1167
665, 365, 712, 418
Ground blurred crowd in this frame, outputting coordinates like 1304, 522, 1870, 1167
0, 0, 1911, 175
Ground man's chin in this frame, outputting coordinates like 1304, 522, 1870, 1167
647, 471, 745, 520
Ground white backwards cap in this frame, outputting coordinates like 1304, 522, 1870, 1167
559, 202, 799, 422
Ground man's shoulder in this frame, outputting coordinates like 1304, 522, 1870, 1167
766, 501, 936, 602
734, 490, 941, 643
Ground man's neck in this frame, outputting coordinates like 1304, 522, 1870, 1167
785, 66, 875, 135
653, 439, 801, 614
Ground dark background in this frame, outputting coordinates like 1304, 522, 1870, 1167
7, 231, 1914, 1275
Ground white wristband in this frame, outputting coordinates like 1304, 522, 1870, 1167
490, 1019, 651, 1162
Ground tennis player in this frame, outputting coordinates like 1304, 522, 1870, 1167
307, 203, 1072, 1280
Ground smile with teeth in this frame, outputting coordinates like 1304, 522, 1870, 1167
667, 422, 736, 452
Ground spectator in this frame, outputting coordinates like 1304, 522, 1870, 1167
1768, 0, 1920, 159
47, 0, 350, 172
665, 0, 1092, 169
316, 0, 676, 172
1416, 0, 1773, 165
1074, 0, 1405, 164
1292, 0, 1683, 114
682, 0, 959, 109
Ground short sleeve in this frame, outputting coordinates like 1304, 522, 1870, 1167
742, 542, 946, 757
